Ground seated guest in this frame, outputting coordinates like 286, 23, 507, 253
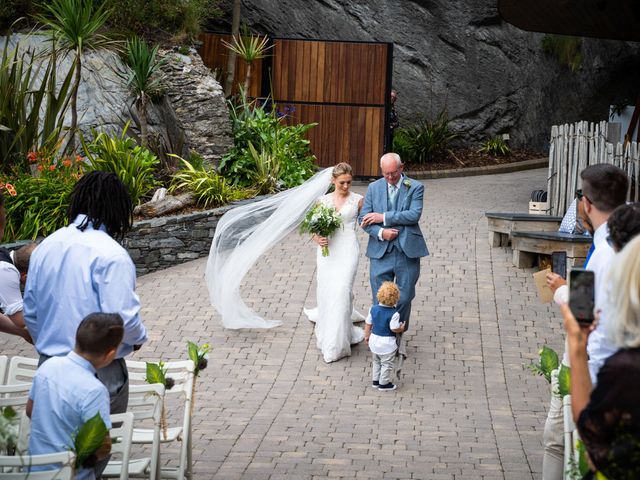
561, 235, 640, 479
0, 242, 36, 335
26, 313, 124, 480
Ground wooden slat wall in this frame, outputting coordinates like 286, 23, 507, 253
198, 34, 390, 177
281, 103, 384, 177
198, 33, 262, 98
272, 40, 387, 105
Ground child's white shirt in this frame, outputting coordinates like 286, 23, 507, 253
366, 305, 401, 355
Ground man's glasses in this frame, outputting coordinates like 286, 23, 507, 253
576, 189, 590, 203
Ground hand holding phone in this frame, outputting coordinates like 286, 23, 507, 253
552, 251, 567, 279
569, 268, 595, 324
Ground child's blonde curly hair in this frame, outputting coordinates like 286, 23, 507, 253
377, 281, 400, 306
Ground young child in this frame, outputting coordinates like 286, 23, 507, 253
27, 313, 124, 479
365, 281, 405, 391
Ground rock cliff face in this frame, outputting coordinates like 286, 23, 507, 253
211, 0, 640, 149
4, 35, 232, 165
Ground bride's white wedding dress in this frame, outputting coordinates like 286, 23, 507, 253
304, 192, 365, 363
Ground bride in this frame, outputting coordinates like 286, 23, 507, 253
303, 162, 365, 362
205, 163, 364, 363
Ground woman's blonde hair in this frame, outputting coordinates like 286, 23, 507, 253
332, 162, 352, 178
607, 234, 640, 348
377, 281, 400, 306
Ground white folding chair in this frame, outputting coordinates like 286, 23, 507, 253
0, 382, 31, 412
126, 359, 195, 480
562, 394, 582, 477
0, 450, 75, 479
103, 383, 165, 479
102, 412, 135, 480
6, 356, 39, 385
0, 355, 9, 384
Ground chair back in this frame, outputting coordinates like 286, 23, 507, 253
6, 356, 38, 385
0, 450, 75, 479
0, 382, 31, 410
0, 355, 8, 384
108, 412, 135, 480
562, 394, 581, 474
126, 359, 195, 480
128, 382, 165, 479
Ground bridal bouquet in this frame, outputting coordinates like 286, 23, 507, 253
300, 203, 342, 257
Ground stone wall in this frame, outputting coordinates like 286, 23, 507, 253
124, 207, 230, 276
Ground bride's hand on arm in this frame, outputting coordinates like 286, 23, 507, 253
312, 234, 328, 247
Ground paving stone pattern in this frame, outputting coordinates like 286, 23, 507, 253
0, 169, 565, 479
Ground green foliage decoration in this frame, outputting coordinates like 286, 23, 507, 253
187, 341, 209, 377
170, 157, 244, 208
81, 123, 159, 206
527, 345, 559, 383
73, 412, 108, 469
0, 38, 73, 173
557, 364, 571, 397
220, 94, 316, 190
479, 137, 511, 156
541, 35, 582, 72
1, 150, 82, 242
392, 109, 458, 164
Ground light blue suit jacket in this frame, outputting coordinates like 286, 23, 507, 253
359, 176, 429, 259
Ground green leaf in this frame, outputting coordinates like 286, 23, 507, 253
74, 412, 108, 468
187, 341, 199, 365
2, 406, 16, 420
558, 364, 571, 397
145, 362, 165, 385
539, 346, 560, 382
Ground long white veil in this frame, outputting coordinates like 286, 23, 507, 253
205, 168, 333, 329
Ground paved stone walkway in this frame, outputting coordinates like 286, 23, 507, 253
0, 168, 566, 479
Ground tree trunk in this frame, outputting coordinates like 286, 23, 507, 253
243, 62, 252, 96
134, 192, 196, 218
223, 0, 242, 97
139, 94, 148, 148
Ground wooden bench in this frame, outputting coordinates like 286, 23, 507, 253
511, 231, 592, 268
486, 212, 563, 247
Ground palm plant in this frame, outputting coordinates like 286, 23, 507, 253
36, 0, 112, 153
0, 38, 73, 172
222, 26, 270, 94
223, 0, 241, 96
118, 36, 164, 148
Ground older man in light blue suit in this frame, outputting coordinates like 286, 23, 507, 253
359, 153, 429, 366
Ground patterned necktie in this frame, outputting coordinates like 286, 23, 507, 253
389, 184, 398, 208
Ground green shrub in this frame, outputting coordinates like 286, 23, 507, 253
393, 109, 457, 164
2, 152, 82, 241
541, 35, 582, 72
101, 0, 222, 40
478, 137, 511, 156
220, 96, 316, 190
170, 157, 243, 208
81, 124, 159, 206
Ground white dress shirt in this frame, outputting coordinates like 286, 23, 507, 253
0, 251, 23, 315
23, 214, 147, 358
584, 223, 617, 384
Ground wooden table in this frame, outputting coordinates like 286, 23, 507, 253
485, 212, 563, 247
511, 231, 592, 268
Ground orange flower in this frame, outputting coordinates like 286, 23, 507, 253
75, 155, 82, 163
49, 165, 55, 171
62, 159, 72, 167
27, 151, 38, 163
5, 183, 17, 196
37, 165, 43, 172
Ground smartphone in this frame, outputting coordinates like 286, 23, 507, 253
552, 251, 567, 279
569, 269, 595, 324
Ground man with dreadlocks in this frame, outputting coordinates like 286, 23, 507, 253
24, 171, 147, 415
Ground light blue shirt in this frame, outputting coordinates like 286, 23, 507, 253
23, 214, 147, 357
29, 351, 111, 480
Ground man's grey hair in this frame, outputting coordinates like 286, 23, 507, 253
380, 152, 402, 167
